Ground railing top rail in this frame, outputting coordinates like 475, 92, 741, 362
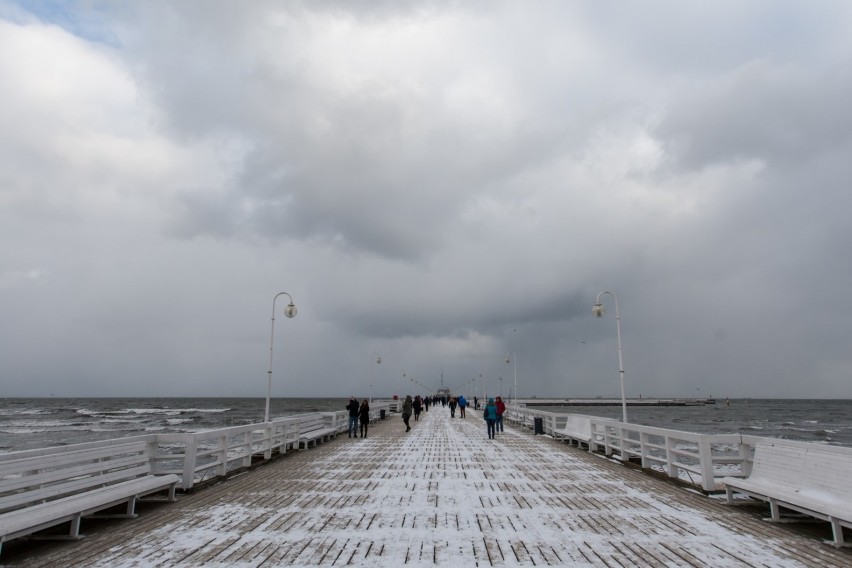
184, 412, 327, 437
589, 418, 744, 444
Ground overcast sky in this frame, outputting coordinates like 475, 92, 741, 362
2, 1, 851, 400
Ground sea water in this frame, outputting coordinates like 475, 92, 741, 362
0, 397, 348, 453
538, 398, 852, 447
1, 397, 850, 453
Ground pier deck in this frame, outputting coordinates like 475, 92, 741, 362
4, 407, 851, 567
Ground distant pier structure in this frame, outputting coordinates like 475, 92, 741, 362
519, 397, 716, 407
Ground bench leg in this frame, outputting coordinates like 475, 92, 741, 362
768, 498, 781, 521
725, 487, 734, 505
829, 517, 848, 547
69, 513, 83, 538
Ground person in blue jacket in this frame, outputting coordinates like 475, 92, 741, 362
483, 398, 498, 439
457, 395, 467, 418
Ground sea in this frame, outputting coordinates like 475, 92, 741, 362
1, 398, 850, 454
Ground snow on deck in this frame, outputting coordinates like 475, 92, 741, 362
10, 407, 852, 567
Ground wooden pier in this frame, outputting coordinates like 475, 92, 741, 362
4, 407, 851, 567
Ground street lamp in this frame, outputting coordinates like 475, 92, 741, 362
370, 353, 381, 404
265, 292, 298, 423
505, 352, 518, 403
594, 290, 627, 423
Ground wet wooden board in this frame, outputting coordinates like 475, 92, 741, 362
4, 407, 851, 567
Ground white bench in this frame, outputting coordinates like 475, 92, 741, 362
297, 414, 338, 449
0, 441, 180, 556
553, 415, 592, 448
721, 442, 852, 547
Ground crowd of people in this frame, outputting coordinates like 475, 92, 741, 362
352, 393, 508, 440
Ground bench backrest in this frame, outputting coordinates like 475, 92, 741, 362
0, 441, 152, 514
751, 442, 852, 495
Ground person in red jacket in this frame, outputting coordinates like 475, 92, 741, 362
495, 396, 506, 433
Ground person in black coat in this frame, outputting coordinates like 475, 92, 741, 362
358, 399, 370, 438
402, 395, 413, 432
346, 396, 359, 438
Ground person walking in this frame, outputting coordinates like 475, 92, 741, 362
458, 395, 467, 418
413, 395, 422, 421
402, 395, 413, 432
358, 399, 370, 438
346, 396, 359, 438
448, 397, 457, 418
495, 396, 506, 433
483, 398, 498, 439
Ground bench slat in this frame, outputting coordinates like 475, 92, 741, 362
1, 453, 149, 496
1, 465, 152, 513
0, 442, 147, 476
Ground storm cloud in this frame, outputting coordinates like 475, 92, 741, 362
2, 1, 851, 400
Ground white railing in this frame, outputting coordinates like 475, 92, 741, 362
502, 405, 852, 492
7, 401, 845, 495
152, 402, 393, 489
1, 403, 394, 492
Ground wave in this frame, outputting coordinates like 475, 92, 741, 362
0, 408, 48, 416
166, 418, 194, 425
76, 407, 232, 416
0, 419, 150, 434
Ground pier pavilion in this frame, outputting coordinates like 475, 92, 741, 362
4, 406, 851, 567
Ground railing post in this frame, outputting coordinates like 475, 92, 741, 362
264, 423, 273, 460
217, 435, 228, 477
665, 436, 678, 479
146, 439, 160, 474
740, 438, 754, 477
243, 432, 252, 468
698, 436, 716, 492
640, 432, 649, 468
182, 436, 198, 491
617, 425, 628, 461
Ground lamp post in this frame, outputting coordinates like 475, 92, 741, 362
505, 352, 517, 403
370, 353, 381, 404
593, 290, 627, 423
265, 292, 298, 423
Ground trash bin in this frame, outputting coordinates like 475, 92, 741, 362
533, 417, 544, 435
380, 409, 386, 420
